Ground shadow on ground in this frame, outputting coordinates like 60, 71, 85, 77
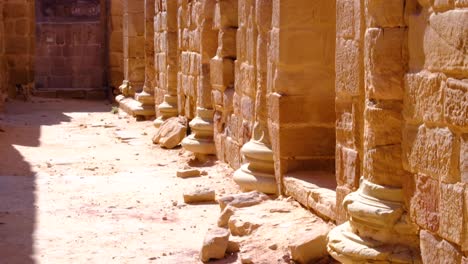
0, 98, 110, 263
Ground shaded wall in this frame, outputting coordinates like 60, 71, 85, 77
3, 0, 35, 96
0, 2, 7, 109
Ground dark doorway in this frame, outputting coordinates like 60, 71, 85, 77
35, 0, 105, 90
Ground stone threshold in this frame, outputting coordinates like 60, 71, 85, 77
33, 88, 108, 100
283, 171, 337, 222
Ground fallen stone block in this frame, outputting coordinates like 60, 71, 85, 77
176, 168, 201, 178
288, 225, 330, 263
152, 117, 187, 149
183, 188, 216, 204
217, 191, 270, 210
218, 205, 236, 227
200, 227, 230, 262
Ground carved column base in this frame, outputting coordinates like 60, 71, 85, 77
181, 107, 216, 157
233, 140, 277, 194
327, 179, 421, 263
154, 95, 178, 128
135, 89, 154, 105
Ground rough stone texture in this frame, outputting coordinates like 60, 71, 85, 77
200, 227, 230, 262
0, 1, 7, 110
289, 225, 329, 263
152, 116, 187, 149
420, 230, 463, 264
108, 0, 124, 89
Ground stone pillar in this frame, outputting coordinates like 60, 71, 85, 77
327, 1, 421, 263
180, 0, 218, 159
108, 0, 124, 90
115, 0, 151, 117
134, 0, 156, 115
233, 0, 276, 194
211, 0, 238, 166
153, 0, 179, 127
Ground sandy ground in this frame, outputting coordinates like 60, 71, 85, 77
0, 98, 242, 264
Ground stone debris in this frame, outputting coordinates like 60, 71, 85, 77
152, 117, 187, 149
217, 191, 270, 211
200, 227, 230, 262
176, 168, 201, 178
183, 188, 216, 204
288, 225, 329, 263
218, 199, 333, 264
217, 205, 236, 227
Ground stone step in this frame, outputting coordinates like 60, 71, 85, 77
283, 171, 337, 221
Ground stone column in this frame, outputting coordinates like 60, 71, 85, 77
181, 0, 218, 159
327, 1, 421, 263
134, 0, 156, 116
153, 0, 179, 127
118, 0, 145, 96
233, 0, 276, 194
211, 0, 238, 165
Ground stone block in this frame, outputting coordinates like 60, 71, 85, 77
288, 225, 329, 263
420, 230, 462, 264
217, 28, 237, 58
439, 182, 465, 245
213, 1, 238, 29
444, 78, 468, 128
336, 145, 360, 189
410, 174, 440, 232
425, 10, 468, 76
364, 144, 405, 187
277, 126, 335, 158
210, 56, 234, 90
365, 0, 405, 27
271, 0, 336, 29
365, 27, 407, 100
403, 125, 460, 183
336, 38, 361, 97
364, 101, 403, 149
404, 71, 445, 123
433, 0, 455, 13
336, 185, 353, 224
335, 98, 361, 150
200, 227, 229, 262
269, 94, 335, 126
336, 0, 360, 39
462, 134, 468, 183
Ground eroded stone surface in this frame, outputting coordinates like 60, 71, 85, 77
200, 227, 230, 262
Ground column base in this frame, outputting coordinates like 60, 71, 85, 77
327, 179, 421, 263
154, 95, 178, 128
181, 108, 216, 156
327, 222, 421, 264
233, 140, 277, 194
116, 94, 155, 117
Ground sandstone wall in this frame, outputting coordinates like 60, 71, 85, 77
403, 1, 468, 262
334, 0, 364, 224
3, 0, 34, 96
154, 0, 178, 117
123, 0, 145, 90
108, 0, 124, 89
267, 1, 336, 189
211, 0, 238, 167
35, 0, 105, 89
177, 0, 217, 120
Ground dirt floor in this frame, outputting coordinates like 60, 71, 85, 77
0, 98, 243, 264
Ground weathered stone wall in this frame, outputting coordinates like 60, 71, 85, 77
3, 0, 34, 96
108, 0, 124, 89
211, 0, 238, 167
122, 0, 145, 90
153, 0, 178, 122
267, 1, 336, 189
403, 1, 468, 263
35, 0, 104, 89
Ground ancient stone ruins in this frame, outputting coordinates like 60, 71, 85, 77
0, 0, 467, 263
